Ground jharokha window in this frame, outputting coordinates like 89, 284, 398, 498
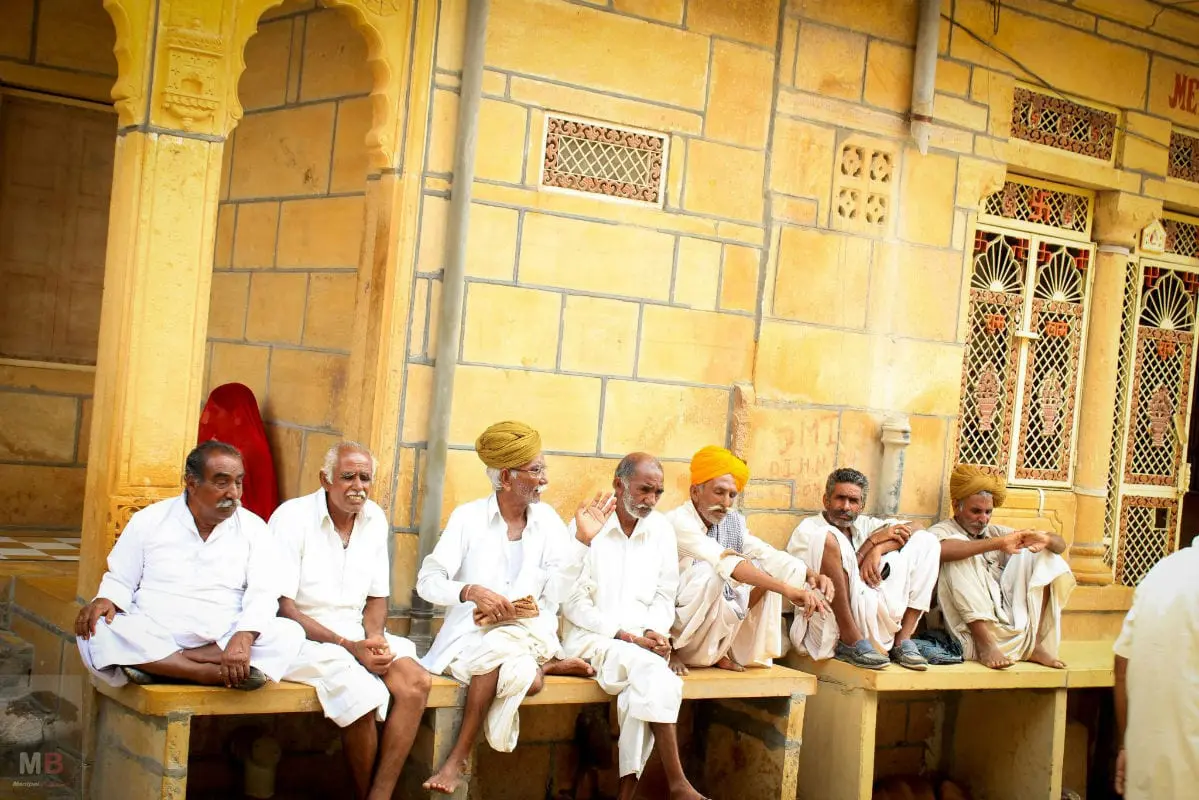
955, 176, 1096, 488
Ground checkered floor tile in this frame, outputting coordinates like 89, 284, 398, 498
0, 536, 81, 561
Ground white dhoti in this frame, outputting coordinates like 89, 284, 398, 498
77, 611, 305, 688
444, 621, 560, 753
788, 527, 940, 659
282, 633, 418, 727
584, 639, 683, 778
672, 559, 798, 668
939, 549, 1075, 662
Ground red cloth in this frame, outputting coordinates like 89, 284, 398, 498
197, 383, 279, 521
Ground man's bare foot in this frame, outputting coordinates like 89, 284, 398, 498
1028, 644, 1066, 669
542, 657, 595, 677
714, 655, 744, 672
423, 759, 467, 795
976, 642, 1014, 670
669, 654, 689, 676
668, 780, 707, 800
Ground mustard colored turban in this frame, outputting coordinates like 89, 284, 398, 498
475, 421, 542, 469
690, 446, 750, 492
949, 464, 1008, 507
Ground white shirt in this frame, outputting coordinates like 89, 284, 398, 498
561, 510, 679, 655
269, 489, 391, 641
665, 501, 808, 585
1113, 544, 1199, 800
96, 493, 280, 640
416, 494, 571, 674
788, 512, 899, 556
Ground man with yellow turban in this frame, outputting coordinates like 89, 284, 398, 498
929, 465, 1074, 670
416, 421, 598, 794
787, 468, 941, 670
664, 446, 832, 672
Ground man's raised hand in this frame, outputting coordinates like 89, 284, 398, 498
466, 584, 516, 623
806, 572, 835, 603
574, 491, 616, 546
75, 598, 119, 639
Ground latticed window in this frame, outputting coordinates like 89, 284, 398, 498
540, 114, 668, 206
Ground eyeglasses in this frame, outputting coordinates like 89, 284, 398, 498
509, 465, 549, 477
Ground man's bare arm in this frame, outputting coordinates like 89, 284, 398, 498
939, 536, 1006, 563
363, 596, 388, 639
729, 560, 811, 607
1047, 533, 1067, 554
1114, 654, 1128, 745
278, 597, 345, 645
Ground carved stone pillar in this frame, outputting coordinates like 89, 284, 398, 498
1069, 192, 1161, 585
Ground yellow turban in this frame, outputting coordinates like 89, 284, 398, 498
949, 464, 1007, 507
475, 421, 542, 469
690, 446, 750, 492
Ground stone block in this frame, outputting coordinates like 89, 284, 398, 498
266, 350, 349, 429
897, 148, 956, 247
683, 140, 765, 223
476, 99, 526, 184
637, 306, 754, 385
267, 422, 303, 499
299, 9, 372, 101
791, 0, 919, 45
950, 0, 1147, 109
303, 273, 358, 350
229, 104, 335, 199
208, 343, 270, 403
742, 481, 793, 510
755, 320, 873, 406
0, 465, 82, 528
537, 455, 624, 522
78, 399, 92, 463
837, 410, 884, 493
426, 88, 458, 175
390, 531, 419, 603
214, 204, 235, 268
390, 447, 419, 527
744, 405, 839, 508
936, 59, 972, 97
239, 19, 292, 111
867, 242, 962, 342
864, 39, 914, 113
245, 273, 308, 344
674, 237, 722, 310
0, 0, 33, 61
935, 93, 988, 131
475, 743, 553, 800
772, 227, 870, 328
795, 22, 866, 102
208, 272, 249, 339
400, 363, 433, 443
462, 283, 562, 369
882, 338, 964, 416
687, 0, 779, 48
1121, 112, 1170, 175
436, 0, 466, 70
769, 118, 835, 217
706, 40, 774, 148
277, 195, 366, 268
487, 0, 711, 109
481, 69, 507, 96
518, 213, 674, 301
261, 0, 317, 20
560, 295, 640, 376
0, 392, 78, 462
875, 745, 925, 778
231, 202, 281, 269
416, 195, 449, 273
426, 278, 445, 355
447, 365, 602, 453
720, 245, 759, 313
1074, 0, 1157, 28
331, 96, 373, 192
34, 0, 117, 75
600, 380, 730, 458
955, 156, 1006, 209
969, 68, 1016, 138
407, 279, 431, 358
899, 415, 948, 517
434, 448, 502, 525
876, 697, 908, 746
614, 0, 684, 24
466, 203, 519, 280
508, 77, 703, 135
299, 431, 343, 496
743, 512, 803, 549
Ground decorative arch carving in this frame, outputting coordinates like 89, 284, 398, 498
102, 0, 154, 127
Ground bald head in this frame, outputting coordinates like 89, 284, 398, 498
613, 452, 664, 523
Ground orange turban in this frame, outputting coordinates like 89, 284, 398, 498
475, 421, 542, 469
690, 446, 749, 492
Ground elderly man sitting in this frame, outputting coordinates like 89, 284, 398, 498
75, 441, 303, 690
666, 446, 830, 673
787, 468, 940, 670
563, 453, 705, 800
929, 465, 1074, 670
416, 421, 593, 794
272, 442, 430, 800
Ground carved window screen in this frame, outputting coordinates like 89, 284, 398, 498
1103, 262, 1139, 570
1010, 86, 1118, 163
1168, 130, 1199, 184
1116, 497, 1178, 587
1163, 214, 1199, 261
955, 225, 1094, 486
540, 114, 668, 207
981, 177, 1092, 241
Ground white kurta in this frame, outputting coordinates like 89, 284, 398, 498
1114, 544, 1199, 800
271, 489, 419, 727
416, 494, 569, 752
929, 519, 1074, 663
561, 511, 683, 778
664, 501, 806, 667
785, 513, 939, 658
77, 494, 304, 687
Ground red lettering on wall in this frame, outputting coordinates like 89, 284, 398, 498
1171, 73, 1188, 109
1190, 78, 1199, 113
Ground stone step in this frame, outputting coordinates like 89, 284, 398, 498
0, 630, 33, 700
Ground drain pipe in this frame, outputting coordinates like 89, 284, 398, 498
409, 0, 490, 655
910, 0, 940, 155
878, 414, 912, 518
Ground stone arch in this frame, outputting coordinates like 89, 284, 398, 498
101, 0, 149, 127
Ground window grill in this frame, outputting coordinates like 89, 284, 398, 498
1164, 215, 1199, 260
982, 178, 1092, 239
540, 115, 667, 206
1116, 497, 1177, 587
1009, 86, 1117, 162
1168, 130, 1199, 184
1104, 263, 1139, 569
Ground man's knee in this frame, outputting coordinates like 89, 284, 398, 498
385, 659, 431, 702
821, 532, 842, 570
527, 670, 545, 696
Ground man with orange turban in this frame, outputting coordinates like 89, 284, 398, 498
929, 465, 1074, 670
416, 421, 597, 794
664, 446, 832, 672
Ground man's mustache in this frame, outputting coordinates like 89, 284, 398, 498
216, 498, 239, 510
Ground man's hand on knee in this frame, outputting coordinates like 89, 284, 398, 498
351, 635, 393, 675
222, 631, 255, 686
75, 598, 119, 639
806, 572, 835, 602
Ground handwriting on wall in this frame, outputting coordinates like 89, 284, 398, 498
1168, 72, 1199, 115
